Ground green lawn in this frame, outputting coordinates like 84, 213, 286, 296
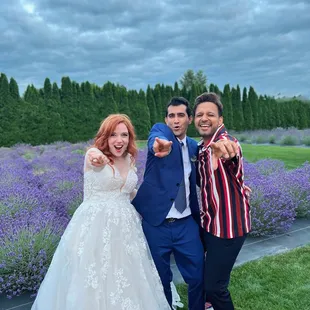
136, 140, 147, 149
241, 144, 310, 169
177, 244, 310, 310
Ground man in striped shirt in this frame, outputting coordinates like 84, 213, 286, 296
194, 92, 251, 310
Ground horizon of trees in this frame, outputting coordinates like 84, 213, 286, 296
0, 70, 310, 147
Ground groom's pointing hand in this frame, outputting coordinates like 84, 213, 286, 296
153, 137, 173, 158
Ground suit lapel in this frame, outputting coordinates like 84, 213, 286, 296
186, 138, 195, 169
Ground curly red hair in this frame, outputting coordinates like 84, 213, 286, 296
92, 114, 138, 163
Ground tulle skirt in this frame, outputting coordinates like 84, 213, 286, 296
32, 197, 171, 310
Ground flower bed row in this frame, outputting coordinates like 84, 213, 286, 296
0, 142, 309, 298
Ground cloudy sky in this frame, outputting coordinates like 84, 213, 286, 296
1, 0, 309, 98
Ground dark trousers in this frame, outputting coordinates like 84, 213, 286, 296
142, 216, 205, 310
203, 231, 247, 310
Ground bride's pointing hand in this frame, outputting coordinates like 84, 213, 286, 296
88, 151, 110, 167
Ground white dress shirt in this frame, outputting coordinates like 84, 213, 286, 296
166, 136, 192, 219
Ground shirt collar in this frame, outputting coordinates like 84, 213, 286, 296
198, 124, 227, 150
177, 136, 187, 147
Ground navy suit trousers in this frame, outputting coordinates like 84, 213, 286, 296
142, 216, 205, 310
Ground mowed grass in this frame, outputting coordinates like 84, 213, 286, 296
241, 144, 310, 169
177, 244, 310, 310
136, 140, 148, 149
137, 140, 310, 169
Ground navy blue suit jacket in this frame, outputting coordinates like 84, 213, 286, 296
132, 123, 200, 226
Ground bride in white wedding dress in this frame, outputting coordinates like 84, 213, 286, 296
32, 114, 171, 310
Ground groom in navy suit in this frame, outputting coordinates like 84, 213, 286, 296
132, 97, 205, 310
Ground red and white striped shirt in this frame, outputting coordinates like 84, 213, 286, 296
197, 124, 251, 239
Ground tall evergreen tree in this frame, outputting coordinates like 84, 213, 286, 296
281, 102, 290, 128
231, 86, 244, 131
248, 86, 259, 129
8, 77, 22, 144
222, 84, 233, 130
187, 84, 199, 137
21, 83, 47, 144
209, 83, 215, 93
212, 84, 221, 96
153, 84, 163, 122
264, 96, 273, 129
93, 85, 101, 100
180, 85, 188, 99
0, 74, 13, 145
52, 82, 61, 102
180, 69, 207, 92
146, 85, 157, 126
173, 81, 180, 96
242, 87, 253, 130
2, 71, 310, 146
24, 85, 40, 104
180, 69, 195, 91
242, 87, 248, 104
111, 83, 121, 111
60, 76, 76, 141
259, 96, 268, 129
100, 82, 117, 119
71, 81, 78, 107
195, 70, 208, 91
0, 73, 9, 101
137, 89, 151, 139
80, 81, 96, 139
43, 78, 52, 100
39, 88, 44, 99
257, 95, 265, 129
296, 101, 309, 129
274, 101, 283, 127
44, 78, 63, 143
19, 100, 41, 144
268, 97, 279, 128
305, 102, 310, 128
162, 85, 173, 116
118, 86, 131, 117
128, 90, 151, 139
188, 84, 199, 109
9, 77, 20, 100
49, 82, 64, 142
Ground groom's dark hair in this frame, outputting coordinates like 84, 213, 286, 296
166, 96, 192, 117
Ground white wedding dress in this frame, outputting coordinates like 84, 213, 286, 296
32, 148, 171, 310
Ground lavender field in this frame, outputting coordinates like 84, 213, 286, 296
231, 127, 310, 146
0, 140, 310, 298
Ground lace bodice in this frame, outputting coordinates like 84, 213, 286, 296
83, 148, 138, 202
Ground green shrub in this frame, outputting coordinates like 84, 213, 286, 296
302, 136, 310, 147
71, 149, 85, 155
269, 135, 276, 144
255, 135, 269, 144
23, 152, 35, 160
238, 135, 247, 142
280, 136, 298, 146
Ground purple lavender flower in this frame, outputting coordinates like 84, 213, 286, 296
0, 142, 309, 298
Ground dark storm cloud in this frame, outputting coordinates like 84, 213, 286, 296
1, 0, 309, 97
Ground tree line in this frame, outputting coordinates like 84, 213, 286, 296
0, 71, 309, 147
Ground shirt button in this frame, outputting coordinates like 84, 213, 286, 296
170, 198, 174, 202
176, 183, 180, 186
